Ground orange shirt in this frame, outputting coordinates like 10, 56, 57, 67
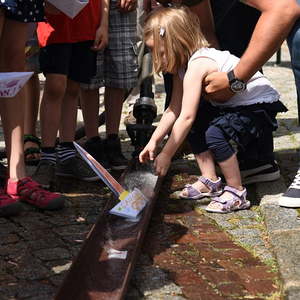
37, 0, 101, 47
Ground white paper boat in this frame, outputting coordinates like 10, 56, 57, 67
0, 72, 33, 98
109, 187, 148, 219
48, 0, 89, 19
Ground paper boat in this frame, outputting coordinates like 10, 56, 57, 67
73, 142, 149, 220
0, 72, 33, 98
47, 0, 89, 19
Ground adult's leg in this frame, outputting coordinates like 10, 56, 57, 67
279, 18, 300, 208
287, 18, 300, 124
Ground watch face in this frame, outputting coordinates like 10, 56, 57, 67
231, 80, 246, 92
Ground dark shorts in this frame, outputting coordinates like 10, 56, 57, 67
39, 41, 97, 84
0, 0, 45, 22
188, 100, 287, 159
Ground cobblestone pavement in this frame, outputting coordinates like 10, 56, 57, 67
0, 42, 299, 299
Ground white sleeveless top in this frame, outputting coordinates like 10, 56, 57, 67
185, 48, 280, 107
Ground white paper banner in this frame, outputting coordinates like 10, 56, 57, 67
0, 72, 33, 98
109, 188, 148, 219
48, 0, 89, 19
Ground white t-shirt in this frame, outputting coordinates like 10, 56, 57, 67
186, 48, 280, 107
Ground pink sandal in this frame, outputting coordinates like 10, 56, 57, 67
180, 176, 223, 200
205, 186, 250, 213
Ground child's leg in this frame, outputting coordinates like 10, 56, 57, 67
218, 153, 243, 191
181, 150, 218, 194
24, 74, 40, 137
205, 125, 249, 213
0, 8, 4, 35
80, 88, 111, 168
180, 150, 223, 199
24, 74, 41, 164
104, 87, 125, 136
0, 9, 65, 213
59, 79, 80, 142
40, 74, 67, 147
0, 18, 28, 181
80, 88, 100, 139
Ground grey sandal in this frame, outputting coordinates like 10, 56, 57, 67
180, 176, 223, 200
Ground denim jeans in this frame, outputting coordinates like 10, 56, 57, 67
287, 15, 300, 114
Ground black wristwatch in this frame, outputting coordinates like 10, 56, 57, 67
227, 70, 246, 93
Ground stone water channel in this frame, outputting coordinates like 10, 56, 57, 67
0, 42, 296, 299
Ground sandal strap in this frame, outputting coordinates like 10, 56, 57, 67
213, 186, 246, 204
24, 134, 41, 146
198, 176, 222, 193
223, 186, 246, 198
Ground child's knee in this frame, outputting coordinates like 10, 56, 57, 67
44, 74, 67, 99
206, 126, 234, 162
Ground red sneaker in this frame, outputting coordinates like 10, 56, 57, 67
7, 177, 65, 210
0, 189, 22, 217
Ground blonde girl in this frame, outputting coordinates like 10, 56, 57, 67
139, 6, 286, 213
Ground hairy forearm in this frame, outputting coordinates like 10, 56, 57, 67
235, 0, 300, 81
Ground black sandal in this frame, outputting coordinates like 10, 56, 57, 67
24, 134, 41, 166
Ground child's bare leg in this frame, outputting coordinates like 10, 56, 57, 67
0, 8, 4, 36
24, 74, 40, 135
59, 79, 80, 142
180, 150, 220, 197
80, 88, 100, 139
206, 154, 249, 213
104, 87, 125, 136
219, 153, 243, 189
40, 74, 67, 147
0, 18, 27, 180
24, 74, 41, 161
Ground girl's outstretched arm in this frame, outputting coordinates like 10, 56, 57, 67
139, 74, 183, 163
154, 57, 218, 176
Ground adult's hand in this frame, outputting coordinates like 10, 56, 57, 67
203, 71, 234, 102
117, 0, 137, 13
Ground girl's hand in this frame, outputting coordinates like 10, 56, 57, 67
154, 152, 171, 177
92, 24, 108, 51
139, 141, 157, 163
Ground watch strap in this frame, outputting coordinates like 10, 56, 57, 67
227, 69, 239, 84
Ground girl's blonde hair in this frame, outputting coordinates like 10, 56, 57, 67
144, 6, 209, 74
